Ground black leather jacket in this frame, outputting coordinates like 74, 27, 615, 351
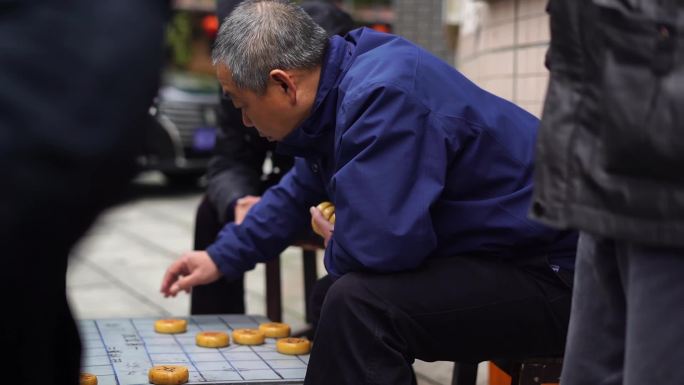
206, 94, 293, 223
531, 0, 684, 246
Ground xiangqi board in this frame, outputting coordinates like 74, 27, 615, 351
79, 315, 308, 385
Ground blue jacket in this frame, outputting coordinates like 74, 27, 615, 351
207, 28, 578, 279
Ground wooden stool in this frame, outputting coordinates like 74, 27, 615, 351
511, 358, 562, 385
452, 358, 562, 385
264, 241, 321, 337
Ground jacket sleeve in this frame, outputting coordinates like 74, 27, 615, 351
325, 84, 447, 277
206, 158, 327, 280
206, 94, 270, 222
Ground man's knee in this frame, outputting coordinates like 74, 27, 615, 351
321, 273, 375, 316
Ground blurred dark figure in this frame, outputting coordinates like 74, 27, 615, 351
190, 0, 354, 315
531, 1, 684, 384
300, 0, 355, 36
0, 1, 168, 384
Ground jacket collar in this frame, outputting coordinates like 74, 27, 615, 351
277, 35, 353, 158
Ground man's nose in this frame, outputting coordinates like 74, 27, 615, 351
241, 110, 254, 127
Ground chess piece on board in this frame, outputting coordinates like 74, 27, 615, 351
148, 365, 189, 385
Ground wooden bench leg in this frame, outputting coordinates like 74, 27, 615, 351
517, 359, 562, 385
486, 358, 562, 385
302, 248, 318, 324
266, 246, 320, 330
265, 257, 282, 322
451, 362, 478, 385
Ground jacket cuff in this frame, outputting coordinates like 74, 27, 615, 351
206, 244, 243, 281
323, 241, 342, 278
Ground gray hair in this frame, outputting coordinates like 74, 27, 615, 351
212, 0, 329, 94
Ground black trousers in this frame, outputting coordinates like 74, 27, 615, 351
190, 195, 245, 314
304, 255, 573, 385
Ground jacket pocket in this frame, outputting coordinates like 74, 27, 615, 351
594, 0, 684, 181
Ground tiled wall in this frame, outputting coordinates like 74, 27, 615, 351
394, 0, 452, 64
456, 0, 549, 117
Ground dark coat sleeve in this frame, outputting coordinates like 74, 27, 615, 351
206, 158, 328, 279
205, 94, 271, 223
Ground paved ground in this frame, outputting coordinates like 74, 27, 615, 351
66, 172, 486, 385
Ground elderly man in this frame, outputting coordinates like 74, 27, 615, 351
161, 1, 577, 383
190, 0, 354, 316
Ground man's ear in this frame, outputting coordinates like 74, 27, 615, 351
269, 69, 297, 104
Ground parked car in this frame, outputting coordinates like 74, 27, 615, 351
138, 7, 219, 185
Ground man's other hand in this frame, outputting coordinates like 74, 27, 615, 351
310, 206, 334, 247
235, 195, 261, 224
160, 251, 222, 297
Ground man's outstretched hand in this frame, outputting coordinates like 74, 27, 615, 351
160, 251, 222, 297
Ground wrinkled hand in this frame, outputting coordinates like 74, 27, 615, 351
160, 251, 222, 297
310, 206, 334, 247
235, 195, 261, 225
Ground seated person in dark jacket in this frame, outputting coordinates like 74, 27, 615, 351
190, 0, 354, 314
162, 1, 578, 383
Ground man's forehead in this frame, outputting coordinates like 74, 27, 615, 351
216, 64, 237, 88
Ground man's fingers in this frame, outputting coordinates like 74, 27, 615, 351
161, 251, 221, 298
160, 259, 188, 296
169, 273, 199, 296
237, 195, 260, 207
243, 195, 260, 203
310, 207, 331, 231
236, 196, 262, 224
160, 270, 177, 296
310, 206, 322, 222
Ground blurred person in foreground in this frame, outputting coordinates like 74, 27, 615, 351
161, 1, 578, 383
531, 1, 684, 384
191, 0, 354, 315
0, 1, 168, 384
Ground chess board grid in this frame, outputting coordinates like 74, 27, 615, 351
79, 315, 308, 385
